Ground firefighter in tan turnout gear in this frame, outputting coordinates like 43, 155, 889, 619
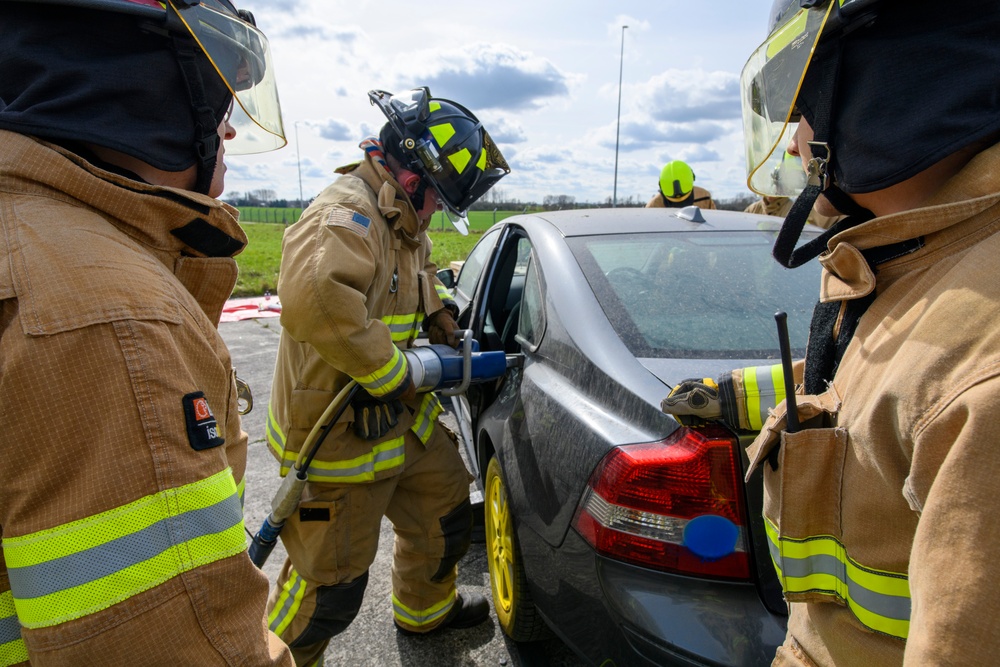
0, 1, 291, 665
663, 0, 1000, 664
265, 87, 510, 664
646, 160, 717, 209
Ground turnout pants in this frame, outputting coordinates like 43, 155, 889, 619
266, 423, 473, 666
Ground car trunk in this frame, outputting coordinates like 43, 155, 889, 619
639, 356, 788, 617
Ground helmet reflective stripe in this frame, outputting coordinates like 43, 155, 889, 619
4, 468, 245, 629
448, 147, 473, 174
428, 122, 456, 148
764, 518, 911, 639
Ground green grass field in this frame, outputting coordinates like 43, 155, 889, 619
232, 209, 523, 297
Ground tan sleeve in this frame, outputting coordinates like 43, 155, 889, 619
905, 377, 1000, 664
278, 200, 406, 395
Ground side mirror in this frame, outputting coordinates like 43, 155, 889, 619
436, 268, 455, 289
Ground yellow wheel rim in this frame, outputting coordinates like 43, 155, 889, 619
486, 462, 515, 621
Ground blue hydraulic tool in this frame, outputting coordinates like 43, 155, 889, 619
249, 331, 506, 568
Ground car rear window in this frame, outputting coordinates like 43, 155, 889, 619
568, 230, 821, 359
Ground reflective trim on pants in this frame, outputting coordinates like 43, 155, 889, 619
268, 568, 307, 637
765, 518, 910, 638
392, 589, 456, 629
5, 468, 246, 629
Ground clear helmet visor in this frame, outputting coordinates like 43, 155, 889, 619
172, 1, 286, 155
740, 3, 833, 196
441, 207, 470, 236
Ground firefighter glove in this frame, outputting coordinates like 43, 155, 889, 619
661, 377, 723, 427
351, 392, 405, 441
663, 371, 757, 430
427, 308, 460, 348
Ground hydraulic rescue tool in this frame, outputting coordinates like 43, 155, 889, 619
249, 330, 506, 567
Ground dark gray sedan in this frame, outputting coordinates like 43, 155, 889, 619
441, 207, 821, 666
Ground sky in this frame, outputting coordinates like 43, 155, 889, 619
226, 0, 776, 207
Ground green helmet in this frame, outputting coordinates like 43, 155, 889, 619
658, 160, 696, 202
369, 88, 510, 235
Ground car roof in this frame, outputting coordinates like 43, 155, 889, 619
509, 206, 810, 238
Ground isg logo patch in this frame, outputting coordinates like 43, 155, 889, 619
182, 391, 226, 451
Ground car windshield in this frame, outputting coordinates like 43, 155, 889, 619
568, 230, 820, 359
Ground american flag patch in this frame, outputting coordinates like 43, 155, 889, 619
324, 209, 372, 237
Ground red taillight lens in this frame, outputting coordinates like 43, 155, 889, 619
572, 426, 750, 580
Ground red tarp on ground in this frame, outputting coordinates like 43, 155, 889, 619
220, 295, 282, 322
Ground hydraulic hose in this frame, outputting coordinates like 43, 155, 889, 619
249, 381, 360, 568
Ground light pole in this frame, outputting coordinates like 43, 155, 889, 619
294, 121, 304, 212
612, 24, 628, 208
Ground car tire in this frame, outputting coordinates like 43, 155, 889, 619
484, 455, 549, 642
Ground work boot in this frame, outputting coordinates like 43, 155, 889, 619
396, 592, 490, 636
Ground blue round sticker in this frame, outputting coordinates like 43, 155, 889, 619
683, 515, 739, 561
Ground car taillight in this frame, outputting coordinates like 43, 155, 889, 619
572, 426, 750, 580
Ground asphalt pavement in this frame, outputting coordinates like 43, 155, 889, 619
221, 317, 582, 667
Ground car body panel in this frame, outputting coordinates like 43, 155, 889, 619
449, 208, 821, 665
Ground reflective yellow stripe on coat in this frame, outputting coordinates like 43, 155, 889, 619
354, 346, 408, 397
382, 313, 424, 344
434, 284, 455, 308
0, 590, 27, 666
4, 468, 246, 629
742, 364, 785, 431
266, 394, 443, 482
765, 518, 911, 638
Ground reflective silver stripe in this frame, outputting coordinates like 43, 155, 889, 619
0, 590, 19, 645
392, 594, 454, 627
268, 570, 304, 633
779, 549, 910, 621
385, 321, 415, 342
766, 520, 910, 638
411, 394, 442, 444
304, 438, 405, 483
744, 365, 779, 430
0, 613, 20, 649
356, 349, 407, 395
8, 496, 244, 599
382, 314, 423, 344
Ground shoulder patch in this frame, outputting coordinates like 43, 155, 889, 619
183, 391, 225, 451
325, 208, 372, 238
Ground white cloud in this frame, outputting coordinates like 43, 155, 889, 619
391, 43, 576, 111
227, 0, 775, 205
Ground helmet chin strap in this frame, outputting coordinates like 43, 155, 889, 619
771, 40, 874, 269
168, 4, 220, 196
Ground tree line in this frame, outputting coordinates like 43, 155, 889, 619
225, 187, 758, 213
